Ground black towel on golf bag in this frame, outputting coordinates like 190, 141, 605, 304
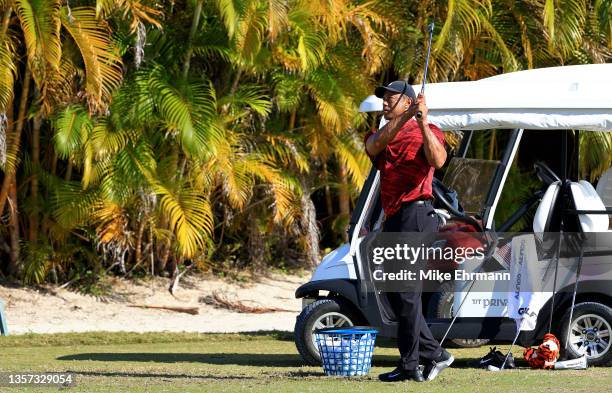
473, 346, 515, 369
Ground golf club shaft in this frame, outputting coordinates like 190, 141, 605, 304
440, 278, 476, 346
547, 234, 562, 333
565, 247, 584, 351
416, 23, 435, 119
441, 232, 498, 346
501, 322, 522, 370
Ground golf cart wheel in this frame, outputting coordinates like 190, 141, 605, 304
428, 282, 490, 348
559, 302, 612, 366
294, 298, 359, 366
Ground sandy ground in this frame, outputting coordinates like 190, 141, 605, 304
0, 272, 309, 335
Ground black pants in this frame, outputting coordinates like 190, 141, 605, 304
383, 200, 442, 369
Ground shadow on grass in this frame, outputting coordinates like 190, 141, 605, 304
59, 353, 305, 367
237, 330, 295, 342
69, 370, 254, 380
369, 355, 484, 368
58, 351, 468, 369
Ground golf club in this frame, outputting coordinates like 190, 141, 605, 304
416, 22, 435, 119
565, 246, 585, 351
487, 319, 522, 372
384, 22, 434, 119
500, 323, 522, 370
440, 279, 476, 346
440, 231, 498, 346
546, 234, 562, 333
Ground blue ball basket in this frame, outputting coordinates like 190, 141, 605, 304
314, 327, 378, 376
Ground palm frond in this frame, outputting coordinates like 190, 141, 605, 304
344, 1, 391, 74
52, 104, 92, 159
479, 15, 520, 72
15, 0, 62, 91
210, 147, 254, 210
243, 157, 300, 225
543, 0, 556, 45
333, 132, 370, 187
111, 70, 156, 129
594, 0, 612, 48
305, 69, 354, 133
60, 6, 123, 112
256, 134, 309, 173
147, 67, 220, 156
92, 201, 129, 244
272, 72, 303, 112
52, 179, 101, 228
124, 145, 214, 258
152, 180, 214, 258
580, 131, 612, 179
217, 84, 271, 117
265, 0, 288, 42
22, 241, 53, 284
0, 33, 16, 112
430, 0, 492, 80
234, 0, 265, 64
288, 8, 326, 71
543, 0, 587, 57
44, 55, 82, 109
96, 0, 162, 31
90, 119, 135, 160
215, 0, 240, 38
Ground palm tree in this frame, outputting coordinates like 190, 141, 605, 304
3, 0, 612, 284
0, 1, 123, 275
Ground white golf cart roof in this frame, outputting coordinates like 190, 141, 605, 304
360, 64, 612, 131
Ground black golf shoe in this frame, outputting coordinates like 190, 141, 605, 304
423, 349, 454, 381
378, 367, 425, 382
472, 346, 515, 369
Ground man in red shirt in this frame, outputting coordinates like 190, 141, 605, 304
365, 80, 454, 382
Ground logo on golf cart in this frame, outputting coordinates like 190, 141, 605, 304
518, 307, 537, 317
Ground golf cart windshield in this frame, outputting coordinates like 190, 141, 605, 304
442, 158, 500, 215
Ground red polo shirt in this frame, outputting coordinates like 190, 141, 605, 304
364, 119, 445, 218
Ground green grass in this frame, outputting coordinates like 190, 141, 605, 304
0, 332, 610, 392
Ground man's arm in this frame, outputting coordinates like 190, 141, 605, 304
415, 94, 447, 169
365, 110, 413, 157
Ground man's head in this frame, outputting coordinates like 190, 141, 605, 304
375, 81, 416, 120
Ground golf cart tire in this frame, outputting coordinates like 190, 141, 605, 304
559, 302, 612, 366
427, 281, 490, 348
294, 298, 360, 366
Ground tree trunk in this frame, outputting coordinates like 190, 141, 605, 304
322, 163, 333, 218
488, 130, 497, 160
50, 152, 57, 176
7, 179, 20, 276
0, 67, 31, 214
134, 217, 146, 266
65, 160, 72, 181
289, 109, 297, 130
29, 115, 41, 242
338, 163, 350, 242
156, 240, 171, 275
182, 0, 204, 80
0, 8, 11, 40
300, 178, 320, 268
248, 214, 265, 270
229, 68, 243, 96
148, 226, 154, 276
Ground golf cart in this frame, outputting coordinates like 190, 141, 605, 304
294, 64, 612, 366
